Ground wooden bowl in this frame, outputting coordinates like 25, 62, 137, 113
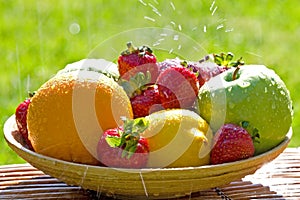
3, 115, 292, 199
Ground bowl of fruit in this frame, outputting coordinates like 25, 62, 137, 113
4, 28, 293, 199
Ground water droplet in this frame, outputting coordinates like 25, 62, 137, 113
178, 24, 182, 31
280, 90, 286, 95
225, 28, 234, 32
238, 81, 251, 88
69, 22, 80, 35
210, 1, 218, 15
210, 1, 215, 11
144, 16, 155, 22
216, 24, 224, 30
173, 34, 179, 40
170, 21, 176, 27
272, 102, 276, 109
259, 74, 266, 79
170, 2, 176, 10
264, 87, 268, 93
227, 86, 232, 92
139, 0, 147, 6
193, 46, 199, 51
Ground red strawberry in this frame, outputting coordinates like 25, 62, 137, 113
158, 57, 184, 73
119, 72, 163, 118
118, 42, 158, 82
15, 97, 33, 150
188, 61, 228, 87
130, 84, 162, 118
210, 123, 255, 165
156, 65, 199, 109
192, 52, 244, 87
97, 118, 149, 168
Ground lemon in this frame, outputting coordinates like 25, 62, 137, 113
27, 70, 133, 165
142, 109, 212, 168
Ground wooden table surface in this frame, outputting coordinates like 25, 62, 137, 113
1, 148, 300, 200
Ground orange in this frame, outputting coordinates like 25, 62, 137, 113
27, 71, 133, 165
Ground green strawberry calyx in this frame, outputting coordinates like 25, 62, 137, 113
206, 52, 245, 81
118, 71, 152, 97
213, 52, 245, 68
121, 42, 153, 57
105, 117, 149, 159
199, 52, 244, 68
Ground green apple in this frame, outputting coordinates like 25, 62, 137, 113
198, 65, 293, 155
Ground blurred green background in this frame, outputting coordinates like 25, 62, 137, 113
1, 0, 299, 164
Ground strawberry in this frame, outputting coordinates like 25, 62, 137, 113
130, 84, 162, 118
210, 123, 255, 165
193, 52, 244, 87
97, 117, 149, 168
117, 42, 158, 82
157, 57, 226, 89
187, 61, 227, 87
119, 72, 163, 118
158, 57, 184, 73
156, 65, 199, 109
15, 95, 34, 150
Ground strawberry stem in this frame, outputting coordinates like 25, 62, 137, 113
121, 41, 137, 55
127, 42, 136, 53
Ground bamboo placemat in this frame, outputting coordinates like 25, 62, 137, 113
1, 148, 300, 200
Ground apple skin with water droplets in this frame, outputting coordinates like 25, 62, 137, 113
198, 65, 293, 155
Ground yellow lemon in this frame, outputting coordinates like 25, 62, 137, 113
27, 70, 133, 165
142, 109, 212, 168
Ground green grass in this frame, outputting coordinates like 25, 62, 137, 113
1, 0, 299, 164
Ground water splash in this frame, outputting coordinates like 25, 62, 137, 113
144, 16, 156, 22
170, 21, 176, 28
178, 24, 182, 31
140, 0, 231, 41
245, 51, 263, 58
26, 74, 31, 94
36, 1, 45, 69
170, 1, 175, 10
216, 24, 224, 30
210, 0, 218, 16
15, 45, 22, 101
148, 3, 162, 16
210, 0, 216, 11
139, 172, 149, 197
139, 0, 147, 6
